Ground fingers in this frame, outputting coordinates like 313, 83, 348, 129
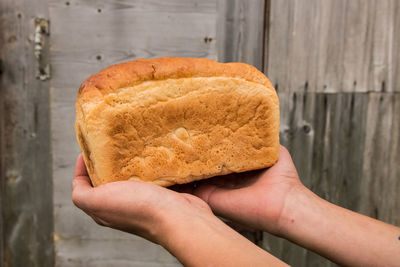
74, 153, 89, 177
264, 145, 299, 179
192, 183, 219, 203
89, 214, 110, 227
276, 145, 296, 169
193, 183, 240, 217
73, 154, 92, 190
192, 145, 299, 224
195, 183, 260, 228
72, 154, 96, 210
72, 178, 97, 211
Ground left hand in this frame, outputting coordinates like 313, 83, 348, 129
72, 154, 213, 245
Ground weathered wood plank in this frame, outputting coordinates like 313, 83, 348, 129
216, 0, 265, 70
49, 0, 217, 266
0, 47, 3, 267
0, 0, 54, 266
56, 259, 181, 267
265, 0, 400, 93
359, 93, 400, 223
393, 1, 400, 92
55, 236, 179, 266
265, 0, 346, 93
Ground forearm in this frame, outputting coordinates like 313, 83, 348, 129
160, 213, 287, 267
279, 186, 400, 267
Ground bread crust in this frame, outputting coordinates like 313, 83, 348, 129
75, 57, 279, 186
77, 57, 273, 101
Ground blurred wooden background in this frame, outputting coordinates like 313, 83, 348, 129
1, 0, 399, 266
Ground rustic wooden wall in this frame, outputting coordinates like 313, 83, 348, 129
262, 0, 400, 266
0, 0, 54, 266
1, 0, 399, 266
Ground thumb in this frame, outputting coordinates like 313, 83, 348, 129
276, 145, 296, 169
266, 145, 299, 180
193, 183, 244, 219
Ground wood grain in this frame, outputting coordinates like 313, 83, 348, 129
0, 36, 3, 267
0, 0, 54, 266
49, 0, 217, 266
217, 0, 266, 70
263, 3, 400, 265
1, 0, 399, 266
265, 0, 400, 93
359, 93, 400, 223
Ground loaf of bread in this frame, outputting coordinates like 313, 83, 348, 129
75, 57, 279, 187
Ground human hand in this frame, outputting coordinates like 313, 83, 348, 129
72, 154, 213, 244
72, 154, 287, 267
187, 145, 305, 235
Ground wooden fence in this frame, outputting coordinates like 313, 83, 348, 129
1, 0, 399, 266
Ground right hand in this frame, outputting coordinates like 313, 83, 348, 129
190, 145, 305, 235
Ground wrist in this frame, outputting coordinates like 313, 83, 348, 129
150, 198, 214, 245
276, 184, 324, 238
157, 208, 219, 249
158, 207, 287, 267
158, 210, 226, 265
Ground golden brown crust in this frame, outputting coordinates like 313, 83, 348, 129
75, 57, 279, 187
78, 57, 273, 101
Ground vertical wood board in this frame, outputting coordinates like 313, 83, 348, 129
0, 0, 54, 266
265, 0, 400, 93
217, 0, 266, 70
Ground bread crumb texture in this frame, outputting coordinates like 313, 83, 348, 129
75, 57, 279, 186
